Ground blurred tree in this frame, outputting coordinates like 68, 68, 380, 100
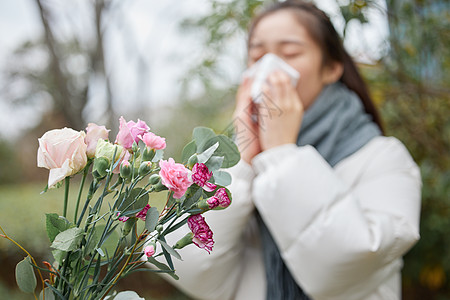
0, 0, 152, 132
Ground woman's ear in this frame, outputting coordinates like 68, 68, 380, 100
323, 61, 344, 84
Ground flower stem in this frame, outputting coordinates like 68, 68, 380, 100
74, 164, 90, 223
63, 177, 70, 218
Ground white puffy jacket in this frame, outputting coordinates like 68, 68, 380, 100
160, 136, 422, 300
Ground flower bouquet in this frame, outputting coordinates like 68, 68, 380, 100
0, 117, 240, 299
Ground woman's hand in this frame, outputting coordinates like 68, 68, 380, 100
233, 77, 262, 164
257, 71, 304, 151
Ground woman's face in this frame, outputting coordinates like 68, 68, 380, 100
248, 10, 335, 109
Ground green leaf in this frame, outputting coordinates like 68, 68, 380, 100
212, 170, 232, 186
147, 257, 179, 280
15, 256, 36, 293
46, 213, 70, 243
205, 156, 224, 172
152, 149, 164, 162
158, 239, 182, 260
113, 291, 145, 300
84, 227, 100, 256
193, 127, 217, 152
118, 188, 149, 216
181, 140, 197, 163
197, 142, 219, 163
39, 288, 56, 300
145, 207, 160, 232
203, 135, 240, 168
51, 227, 84, 252
182, 186, 203, 210
51, 249, 66, 265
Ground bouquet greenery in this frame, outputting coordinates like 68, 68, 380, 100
0, 117, 239, 299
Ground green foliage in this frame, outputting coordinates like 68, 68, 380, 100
15, 257, 36, 294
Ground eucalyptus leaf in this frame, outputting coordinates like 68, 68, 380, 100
152, 149, 164, 162
202, 135, 240, 168
197, 142, 219, 163
15, 256, 36, 293
118, 188, 149, 216
193, 127, 217, 152
158, 239, 182, 260
145, 207, 160, 232
52, 249, 66, 265
181, 140, 197, 163
212, 170, 232, 186
182, 186, 203, 210
51, 227, 84, 252
46, 213, 70, 243
39, 288, 56, 300
205, 156, 224, 172
113, 291, 145, 300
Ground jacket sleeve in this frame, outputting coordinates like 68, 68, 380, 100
160, 160, 257, 300
251, 138, 421, 300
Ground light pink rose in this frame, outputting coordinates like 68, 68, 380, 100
187, 214, 214, 253
115, 117, 150, 149
192, 163, 216, 192
37, 128, 88, 188
144, 245, 155, 257
141, 132, 166, 150
85, 123, 109, 158
159, 158, 193, 199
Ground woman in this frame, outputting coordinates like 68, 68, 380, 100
162, 1, 422, 299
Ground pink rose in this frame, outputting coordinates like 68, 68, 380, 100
144, 245, 155, 257
187, 214, 214, 253
192, 163, 216, 192
85, 123, 109, 158
159, 158, 193, 199
141, 132, 166, 150
37, 128, 88, 188
115, 116, 150, 149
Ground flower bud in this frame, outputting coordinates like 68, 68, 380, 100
138, 161, 152, 176
122, 217, 138, 237
148, 174, 160, 185
152, 180, 168, 192
144, 242, 156, 258
92, 157, 110, 179
173, 232, 194, 250
196, 199, 211, 211
155, 224, 163, 233
132, 141, 139, 153
187, 154, 198, 169
143, 148, 156, 162
119, 160, 132, 179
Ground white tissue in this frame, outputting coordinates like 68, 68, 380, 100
242, 53, 300, 103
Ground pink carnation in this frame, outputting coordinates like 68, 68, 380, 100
115, 117, 150, 149
192, 163, 216, 192
136, 204, 151, 221
144, 245, 155, 257
187, 214, 214, 253
206, 188, 230, 209
214, 188, 231, 208
159, 158, 193, 198
141, 132, 166, 150
117, 204, 151, 222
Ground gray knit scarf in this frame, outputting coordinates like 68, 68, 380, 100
257, 82, 381, 299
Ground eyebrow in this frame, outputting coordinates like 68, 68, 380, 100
249, 39, 306, 48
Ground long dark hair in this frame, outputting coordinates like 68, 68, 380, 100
248, 0, 384, 132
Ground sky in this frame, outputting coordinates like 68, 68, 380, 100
0, 0, 389, 140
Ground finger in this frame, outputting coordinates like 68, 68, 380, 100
267, 71, 290, 105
